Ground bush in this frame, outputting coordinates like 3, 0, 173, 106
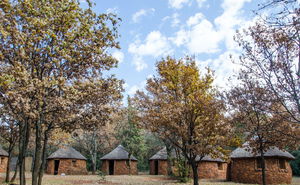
97, 170, 106, 182
290, 150, 300, 176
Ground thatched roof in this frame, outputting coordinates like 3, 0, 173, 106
47, 147, 87, 160
196, 155, 226, 163
230, 144, 295, 160
100, 145, 137, 161
149, 147, 226, 162
0, 146, 8, 156
149, 147, 168, 160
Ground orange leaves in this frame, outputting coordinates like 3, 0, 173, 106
134, 56, 231, 166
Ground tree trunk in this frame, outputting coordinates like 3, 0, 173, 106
127, 153, 132, 175
5, 148, 12, 182
10, 160, 18, 182
32, 123, 42, 185
260, 152, 266, 185
19, 119, 31, 185
37, 130, 49, 185
166, 144, 173, 176
91, 132, 97, 175
191, 161, 199, 185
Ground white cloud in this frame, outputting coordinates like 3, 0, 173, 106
106, 7, 118, 14
196, 51, 241, 89
123, 83, 129, 89
162, 13, 181, 28
128, 80, 147, 96
170, 0, 252, 54
196, 0, 207, 8
170, 29, 188, 47
128, 31, 173, 71
132, 8, 155, 23
188, 19, 222, 53
112, 50, 124, 63
187, 13, 204, 26
214, 0, 252, 50
171, 13, 180, 27
132, 55, 148, 72
168, 0, 190, 9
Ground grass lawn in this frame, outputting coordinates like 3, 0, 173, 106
1, 173, 299, 185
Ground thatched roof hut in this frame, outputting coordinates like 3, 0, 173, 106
230, 146, 295, 159
0, 146, 8, 157
46, 147, 87, 175
194, 154, 227, 180
101, 145, 138, 175
229, 144, 295, 184
149, 147, 168, 175
0, 146, 8, 173
149, 147, 227, 179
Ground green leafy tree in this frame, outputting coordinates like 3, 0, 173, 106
290, 149, 300, 176
118, 97, 147, 173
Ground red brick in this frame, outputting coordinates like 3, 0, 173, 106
0, 156, 8, 173
230, 157, 293, 184
101, 160, 138, 175
46, 159, 87, 175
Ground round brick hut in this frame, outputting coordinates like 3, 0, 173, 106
195, 155, 228, 180
100, 145, 138, 175
149, 147, 168, 175
0, 146, 9, 173
46, 147, 88, 175
229, 145, 295, 184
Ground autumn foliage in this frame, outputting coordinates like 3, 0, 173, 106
133, 57, 231, 185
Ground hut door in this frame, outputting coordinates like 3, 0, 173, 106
109, 160, 114, 175
54, 160, 60, 175
227, 162, 232, 181
155, 160, 159, 175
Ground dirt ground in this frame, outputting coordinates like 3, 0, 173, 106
0, 173, 299, 185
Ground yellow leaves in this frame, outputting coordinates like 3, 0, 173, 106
0, 74, 14, 89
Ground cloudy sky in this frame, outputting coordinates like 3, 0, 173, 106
81, 0, 261, 102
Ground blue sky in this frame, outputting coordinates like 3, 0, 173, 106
81, 0, 260, 103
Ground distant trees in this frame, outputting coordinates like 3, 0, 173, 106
134, 57, 231, 185
0, 0, 123, 185
117, 98, 148, 173
0, 112, 19, 182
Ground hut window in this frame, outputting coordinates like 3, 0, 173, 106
256, 158, 262, 169
279, 159, 286, 169
72, 159, 77, 166
217, 162, 223, 170
0, 157, 4, 165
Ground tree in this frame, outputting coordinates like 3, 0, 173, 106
133, 56, 230, 185
226, 73, 300, 185
118, 97, 147, 174
0, 111, 19, 183
72, 112, 121, 174
0, 0, 122, 184
234, 0, 300, 124
290, 148, 300, 176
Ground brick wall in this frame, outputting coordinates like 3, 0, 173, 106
197, 161, 227, 180
101, 160, 138, 175
0, 156, 8, 173
46, 159, 87, 175
149, 160, 168, 175
231, 157, 293, 184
